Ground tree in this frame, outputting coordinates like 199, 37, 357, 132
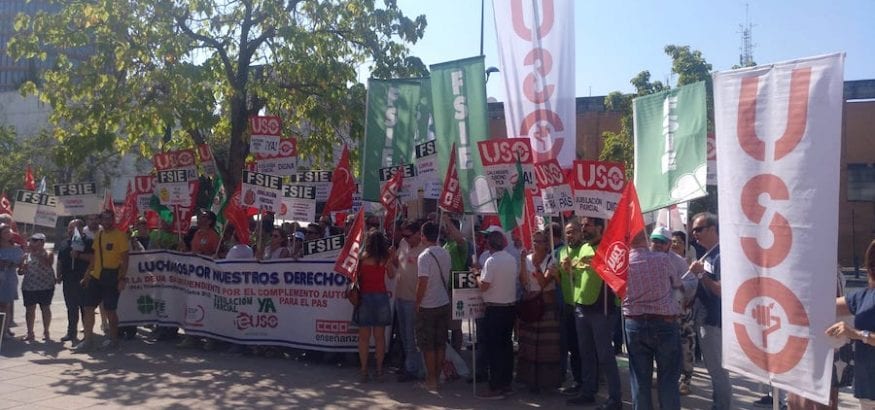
8, 0, 428, 189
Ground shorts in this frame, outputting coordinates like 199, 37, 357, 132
22, 288, 54, 307
352, 292, 391, 327
85, 269, 121, 310
415, 304, 451, 352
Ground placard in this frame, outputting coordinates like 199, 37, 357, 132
241, 170, 283, 212
53, 183, 101, 216
451, 270, 484, 320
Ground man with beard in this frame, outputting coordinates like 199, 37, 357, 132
561, 217, 621, 409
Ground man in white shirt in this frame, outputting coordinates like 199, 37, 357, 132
476, 230, 518, 399
415, 221, 452, 392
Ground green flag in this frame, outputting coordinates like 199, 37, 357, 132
149, 194, 173, 223
209, 173, 228, 230
498, 158, 525, 231
431, 56, 495, 214
361, 78, 428, 202
633, 81, 708, 212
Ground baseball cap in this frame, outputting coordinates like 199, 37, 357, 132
30, 233, 47, 241
650, 226, 672, 243
480, 225, 504, 235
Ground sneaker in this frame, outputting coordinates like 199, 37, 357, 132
72, 339, 95, 353
753, 394, 773, 408
679, 382, 692, 396
477, 389, 506, 400
60, 333, 77, 342
566, 395, 596, 406
101, 339, 120, 350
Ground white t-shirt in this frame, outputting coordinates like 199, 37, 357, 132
523, 253, 556, 292
396, 239, 426, 302
417, 245, 451, 308
481, 249, 518, 304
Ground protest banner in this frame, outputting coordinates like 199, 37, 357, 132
249, 115, 281, 156
241, 170, 283, 212
451, 271, 484, 320
156, 169, 193, 206
118, 251, 366, 351
432, 56, 495, 214
414, 140, 441, 199
714, 53, 844, 404
13, 190, 57, 227
533, 159, 574, 215
197, 144, 217, 177
493, 0, 576, 166
571, 160, 626, 219
153, 149, 198, 179
633, 81, 708, 212
53, 182, 101, 216
255, 138, 298, 176
477, 138, 535, 191
361, 78, 426, 201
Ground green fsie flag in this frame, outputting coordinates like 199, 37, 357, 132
431, 56, 495, 214
633, 81, 708, 212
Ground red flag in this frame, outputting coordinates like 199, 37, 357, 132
224, 183, 252, 244
103, 189, 116, 215
380, 170, 403, 233
0, 191, 12, 215
115, 182, 138, 231
24, 166, 35, 191
322, 145, 355, 217
592, 181, 645, 299
334, 208, 365, 281
438, 143, 464, 214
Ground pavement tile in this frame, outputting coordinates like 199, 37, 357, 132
0, 400, 26, 410
1, 387, 60, 404
21, 394, 105, 410
4, 374, 59, 388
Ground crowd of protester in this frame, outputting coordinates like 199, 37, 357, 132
1, 208, 874, 410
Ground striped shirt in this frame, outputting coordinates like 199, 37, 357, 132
623, 247, 682, 317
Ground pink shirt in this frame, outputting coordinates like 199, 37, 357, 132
623, 248, 682, 317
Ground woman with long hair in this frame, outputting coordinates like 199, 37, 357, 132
354, 229, 395, 383
260, 228, 290, 260
829, 239, 875, 410
516, 230, 562, 392
0, 224, 24, 339
19, 233, 55, 341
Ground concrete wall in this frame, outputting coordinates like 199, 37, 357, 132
839, 100, 875, 267
0, 91, 51, 138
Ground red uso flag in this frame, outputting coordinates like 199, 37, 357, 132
380, 170, 403, 233
334, 209, 365, 281
592, 181, 645, 299
438, 143, 464, 213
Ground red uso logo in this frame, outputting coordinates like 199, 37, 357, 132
509, 0, 564, 162
279, 138, 297, 157
731, 66, 812, 373
250, 116, 282, 136
477, 138, 533, 165
197, 144, 213, 161
135, 175, 157, 194
572, 160, 625, 192
602, 240, 629, 276
533, 159, 566, 188
176, 150, 195, 167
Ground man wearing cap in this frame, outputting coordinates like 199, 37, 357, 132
74, 209, 129, 351
476, 229, 518, 399
625, 230, 684, 409
651, 226, 699, 395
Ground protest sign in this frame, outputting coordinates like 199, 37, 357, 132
256, 138, 298, 176
414, 140, 441, 199
156, 170, 192, 206
451, 271, 484, 320
241, 170, 283, 212
249, 115, 281, 156
153, 149, 198, 179
53, 182, 101, 216
477, 138, 535, 191
533, 159, 574, 215
13, 190, 57, 227
571, 160, 626, 219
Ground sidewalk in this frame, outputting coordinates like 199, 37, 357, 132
0, 290, 860, 409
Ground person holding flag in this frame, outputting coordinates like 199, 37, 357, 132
55, 219, 88, 343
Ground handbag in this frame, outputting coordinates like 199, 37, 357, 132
517, 291, 544, 322
345, 266, 362, 307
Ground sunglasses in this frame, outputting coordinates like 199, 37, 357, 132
692, 225, 710, 233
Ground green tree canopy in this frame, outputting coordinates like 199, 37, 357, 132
8, 0, 428, 189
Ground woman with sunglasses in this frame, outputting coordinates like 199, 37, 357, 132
0, 224, 24, 339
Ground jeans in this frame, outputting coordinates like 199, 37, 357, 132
698, 324, 732, 410
62, 281, 84, 336
625, 317, 682, 410
575, 305, 621, 401
395, 299, 423, 377
484, 305, 516, 390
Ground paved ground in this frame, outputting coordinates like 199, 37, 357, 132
0, 271, 863, 409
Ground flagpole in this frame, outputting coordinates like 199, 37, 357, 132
468, 213, 479, 396
212, 224, 226, 258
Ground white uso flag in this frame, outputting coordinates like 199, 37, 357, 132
714, 53, 844, 405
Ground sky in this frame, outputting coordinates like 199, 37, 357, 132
387, 0, 874, 101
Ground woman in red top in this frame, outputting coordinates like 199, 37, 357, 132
354, 229, 396, 383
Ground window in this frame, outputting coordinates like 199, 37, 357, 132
848, 163, 875, 202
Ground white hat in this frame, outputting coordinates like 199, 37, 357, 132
650, 226, 672, 242
480, 225, 505, 235
30, 233, 47, 241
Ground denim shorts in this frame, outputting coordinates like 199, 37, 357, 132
353, 292, 391, 327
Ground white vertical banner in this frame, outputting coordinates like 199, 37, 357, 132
714, 53, 844, 404
493, 0, 576, 167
